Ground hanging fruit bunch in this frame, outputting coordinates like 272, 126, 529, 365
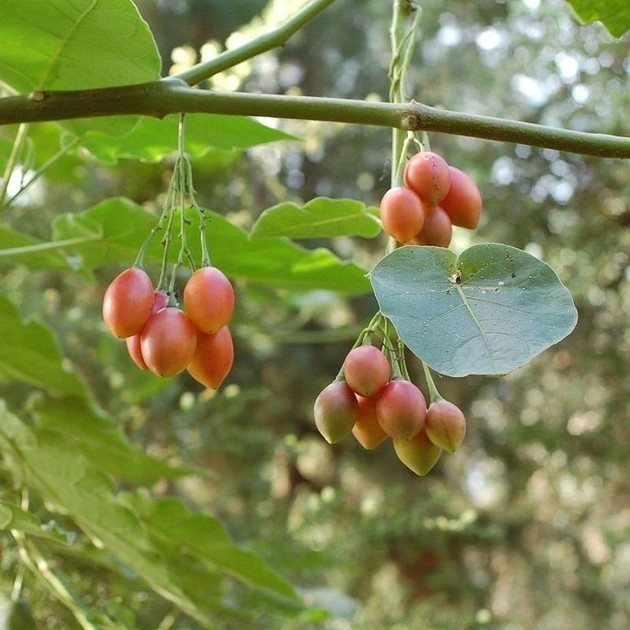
101, 116, 235, 390
313, 149, 481, 476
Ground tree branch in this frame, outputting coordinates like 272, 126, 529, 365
0, 80, 629, 158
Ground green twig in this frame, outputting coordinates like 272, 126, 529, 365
173, 0, 339, 86
0, 123, 29, 209
4, 135, 83, 209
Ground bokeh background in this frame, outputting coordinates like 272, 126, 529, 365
2, 0, 629, 628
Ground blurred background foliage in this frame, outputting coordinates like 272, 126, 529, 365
1, 0, 629, 628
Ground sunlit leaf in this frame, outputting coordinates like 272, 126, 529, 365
0, 0, 160, 93
370, 244, 578, 376
564, 0, 630, 37
250, 198, 381, 240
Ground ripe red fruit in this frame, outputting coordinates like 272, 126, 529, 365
313, 381, 359, 444
412, 204, 453, 248
140, 307, 197, 377
404, 151, 451, 205
376, 379, 427, 440
102, 267, 154, 338
379, 186, 425, 243
440, 166, 482, 229
343, 345, 390, 398
187, 326, 234, 389
352, 395, 388, 450
424, 399, 467, 453
183, 266, 235, 334
394, 429, 442, 476
124, 291, 170, 370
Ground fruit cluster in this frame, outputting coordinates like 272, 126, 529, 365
380, 151, 482, 247
103, 265, 235, 389
313, 344, 466, 476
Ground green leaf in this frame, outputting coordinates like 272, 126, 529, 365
78, 114, 296, 165
0, 0, 161, 92
564, 0, 630, 37
50, 199, 372, 294
369, 244, 578, 377
31, 396, 193, 484
0, 295, 86, 396
250, 198, 381, 240
0, 500, 75, 544
127, 494, 299, 601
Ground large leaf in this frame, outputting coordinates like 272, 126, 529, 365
0, 0, 161, 92
369, 244, 578, 377
564, 0, 630, 37
49, 199, 372, 294
250, 198, 381, 240
0, 295, 86, 396
78, 114, 296, 165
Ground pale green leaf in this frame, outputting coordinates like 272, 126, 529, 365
370, 244, 578, 376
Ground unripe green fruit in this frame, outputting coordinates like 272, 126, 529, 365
424, 399, 467, 453
394, 429, 442, 476
314, 381, 359, 444
343, 344, 390, 398
352, 395, 388, 450
376, 379, 426, 440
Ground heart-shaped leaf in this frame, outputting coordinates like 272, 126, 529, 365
369, 244, 578, 377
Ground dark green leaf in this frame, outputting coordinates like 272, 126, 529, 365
0, 295, 86, 396
564, 0, 630, 37
250, 198, 381, 240
370, 244, 578, 377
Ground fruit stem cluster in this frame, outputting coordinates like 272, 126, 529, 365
134, 115, 211, 302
